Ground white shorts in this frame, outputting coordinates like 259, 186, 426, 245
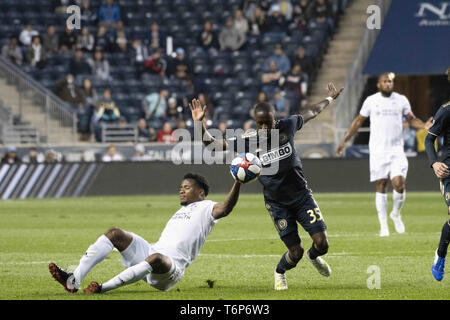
120, 232, 184, 292
369, 152, 408, 182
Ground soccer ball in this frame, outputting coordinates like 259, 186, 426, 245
230, 153, 262, 184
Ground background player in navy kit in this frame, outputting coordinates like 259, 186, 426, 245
189, 82, 343, 290
425, 67, 450, 281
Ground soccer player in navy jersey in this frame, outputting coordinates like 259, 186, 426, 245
189, 82, 343, 290
425, 67, 450, 281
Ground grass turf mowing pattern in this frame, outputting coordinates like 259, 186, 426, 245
0, 192, 449, 300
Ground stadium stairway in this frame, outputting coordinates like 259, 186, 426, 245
0, 77, 75, 144
296, 0, 372, 144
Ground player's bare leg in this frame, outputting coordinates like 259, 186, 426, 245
390, 176, 406, 234
375, 179, 389, 236
307, 231, 331, 276
87, 253, 172, 293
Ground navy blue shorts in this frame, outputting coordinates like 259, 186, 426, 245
265, 193, 327, 241
440, 177, 450, 208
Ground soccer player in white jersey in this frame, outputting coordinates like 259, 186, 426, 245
49, 173, 242, 294
336, 73, 432, 237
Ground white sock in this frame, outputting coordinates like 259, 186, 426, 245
101, 261, 152, 293
392, 190, 406, 217
72, 235, 114, 288
375, 192, 388, 228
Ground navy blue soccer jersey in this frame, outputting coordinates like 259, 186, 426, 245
228, 115, 311, 204
429, 102, 450, 164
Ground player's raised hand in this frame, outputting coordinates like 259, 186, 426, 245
336, 141, 345, 157
327, 82, 344, 100
432, 162, 450, 179
188, 98, 206, 122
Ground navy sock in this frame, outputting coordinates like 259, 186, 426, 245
437, 221, 450, 258
307, 245, 321, 260
275, 252, 297, 274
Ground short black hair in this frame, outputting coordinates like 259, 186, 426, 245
183, 173, 210, 197
254, 102, 274, 115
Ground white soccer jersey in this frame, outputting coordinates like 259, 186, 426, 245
360, 92, 412, 154
153, 200, 217, 270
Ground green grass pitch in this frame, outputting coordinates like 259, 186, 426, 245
1, 192, 449, 300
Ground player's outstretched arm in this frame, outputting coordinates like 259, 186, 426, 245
211, 180, 242, 219
189, 98, 229, 151
336, 114, 367, 157
425, 133, 450, 179
300, 82, 343, 124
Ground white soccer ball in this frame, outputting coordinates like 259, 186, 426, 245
230, 153, 262, 184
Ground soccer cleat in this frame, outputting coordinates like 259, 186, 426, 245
389, 211, 405, 234
432, 250, 446, 281
274, 270, 288, 290
84, 281, 102, 294
307, 252, 331, 277
48, 263, 78, 293
379, 227, 390, 237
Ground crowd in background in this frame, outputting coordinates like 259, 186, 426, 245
0, 0, 347, 143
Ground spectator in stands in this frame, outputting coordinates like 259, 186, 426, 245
59, 27, 76, 51
44, 149, 59, 163
242, 119, 255, 132
22, 147, 44, 163
80, 0, 98, 26
69, 49, 92, 76
1, 146, 21, 164
248, 6, 268, 35
270, 0, 293, 21
312, 0, 334, 32
88, 49, 111, 81
143, 50, 166, 77
1, 37, 23, 66
27, 36, 46, 69
176, 119, 187, 130
291, 46, 314, 80
157, 122, 176, 144
137, 118, 153, 142
54, 0, 71, 13
265, 4, 287, 36
259, 0, 271, 13
95, 89, 120, 124
142, 88, 169, 120
78, 78, 97, 140
243, 0, 259, 19
198, 92, 214, 120
166, 97, 184, 121
234, 9, 249, 35
218, 121, 227, 138
42, 26, 59, 57
198, 21, 219, 53
292, 0, 310, 29
19, 24, 39, 47
167, 48, 191, 81
95, 25, 113, 52
81, 78, 98, 108
280, 64, 308, 112
263, 44, 291, 75
114, 20, 128, 53
98, 0, 121, 29
261, 60, 282, 96
271, 89, 290, 118
219, 18, 246, 52
76, 26, 95, 53
148, 23, 166, 52
130, 38, 149, 65
56, 74, 85, 105
102, 145, 124, 162
131, 144, 151, 161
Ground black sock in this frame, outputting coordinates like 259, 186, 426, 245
437, 221, 450, 258
308, 245, 321, 260
276, 252, 297, 274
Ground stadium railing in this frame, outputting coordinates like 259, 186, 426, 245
0, 56, 77, 144
333, 0, 392, 147
100, 123, 138, 143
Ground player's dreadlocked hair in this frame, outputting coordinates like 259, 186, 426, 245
183, 173, 210, 197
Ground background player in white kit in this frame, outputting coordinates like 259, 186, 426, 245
337, 73, 432, 237
49, 173, 242, 294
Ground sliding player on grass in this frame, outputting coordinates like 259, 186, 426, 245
189, 82, 343, 290
49, 173, 242, 293
425, 67, 450, 281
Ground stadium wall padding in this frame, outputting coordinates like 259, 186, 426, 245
0, 155, 439, 199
